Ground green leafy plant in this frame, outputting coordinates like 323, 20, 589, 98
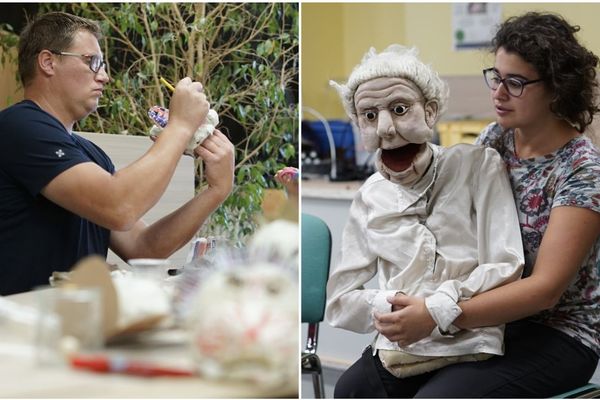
0, 3, 298, 244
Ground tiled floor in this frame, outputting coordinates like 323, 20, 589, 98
301, 366, 342, 399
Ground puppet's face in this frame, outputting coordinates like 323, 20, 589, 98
354, 77, 438, 154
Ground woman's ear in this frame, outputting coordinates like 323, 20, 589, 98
424, 100, 439, 128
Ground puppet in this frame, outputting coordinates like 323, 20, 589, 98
326, 45, 525, 377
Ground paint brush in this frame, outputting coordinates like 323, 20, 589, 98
159, 76, 175, 93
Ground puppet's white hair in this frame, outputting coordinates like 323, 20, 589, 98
330, 45, 449, 122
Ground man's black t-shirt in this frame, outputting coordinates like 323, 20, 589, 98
0, 100, 114, 295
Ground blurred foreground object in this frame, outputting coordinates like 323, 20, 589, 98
61, 256, 170, 340
186, 260, 298, 387
262, 166, 299, 223
275, 166, 299, 198
248, 219, 299, 266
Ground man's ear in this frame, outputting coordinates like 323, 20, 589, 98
38, 50, 56, 77
424, 100, 439, 128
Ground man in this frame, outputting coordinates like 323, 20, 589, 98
326, 45, 524, 397
0, 12, 234, 295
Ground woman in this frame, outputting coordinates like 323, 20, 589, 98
339, 12, 600, 397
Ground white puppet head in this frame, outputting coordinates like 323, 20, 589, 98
330, 45, 449, 183
330, 45, 448, 130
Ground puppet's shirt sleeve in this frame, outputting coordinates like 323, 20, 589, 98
325, 185, 397, 334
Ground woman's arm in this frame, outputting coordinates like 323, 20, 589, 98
455, 205, 600, 329
375, 206, 600, 345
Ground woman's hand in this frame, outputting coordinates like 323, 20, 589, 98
373, 294, 436, 346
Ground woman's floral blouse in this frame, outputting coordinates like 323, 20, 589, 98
477, 122, 600, 355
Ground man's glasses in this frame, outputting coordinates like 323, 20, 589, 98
50, 50, 106, 74
483, 68, 543, 97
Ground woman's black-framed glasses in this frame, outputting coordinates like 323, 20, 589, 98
50, 50, 106, 74
483, 68, 543, 97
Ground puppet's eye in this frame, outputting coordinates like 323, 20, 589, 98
266, 281, 281, 295
364, 111, 377, 121
227, 275, 244, 287
393, 105, 409, 115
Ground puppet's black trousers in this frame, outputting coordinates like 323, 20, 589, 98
334, 320, 598, 398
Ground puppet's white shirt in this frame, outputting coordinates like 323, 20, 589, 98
325, 143, 524, 357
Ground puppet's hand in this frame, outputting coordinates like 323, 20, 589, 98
373, 294, 436, 346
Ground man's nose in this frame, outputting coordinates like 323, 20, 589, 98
95, 66, 110, 84
376, 110, 395, 138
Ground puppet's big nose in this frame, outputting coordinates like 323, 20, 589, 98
376, 110, 395, 139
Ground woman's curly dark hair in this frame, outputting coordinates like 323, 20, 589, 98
492, 12, 599, 132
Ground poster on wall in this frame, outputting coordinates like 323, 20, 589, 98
452, 3, 502, 50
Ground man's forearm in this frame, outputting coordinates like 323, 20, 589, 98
131, 186, 229, 259
109, 130, 193, 223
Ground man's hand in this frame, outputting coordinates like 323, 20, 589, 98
168, 77, 210, 137
194, 129, 235, 201
373, 294, 436, 346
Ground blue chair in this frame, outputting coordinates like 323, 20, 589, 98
301, 213, 332, 398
